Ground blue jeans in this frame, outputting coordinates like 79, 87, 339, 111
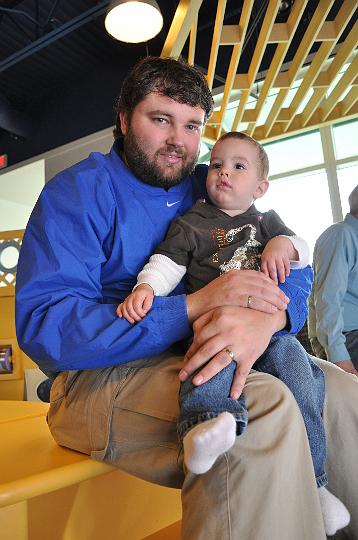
178, 335, 327, 487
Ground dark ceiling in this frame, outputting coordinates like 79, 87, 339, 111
0, 0, 356, 168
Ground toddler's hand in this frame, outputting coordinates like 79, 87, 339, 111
261, 237, 297, 284
117, 284, 154, 324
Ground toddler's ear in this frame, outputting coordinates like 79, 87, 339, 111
254, 179, 269, 199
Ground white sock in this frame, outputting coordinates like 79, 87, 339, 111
183, 412, 236, 474
318, 486, 350, 536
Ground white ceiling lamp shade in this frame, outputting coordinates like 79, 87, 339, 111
104, 0, 163, 43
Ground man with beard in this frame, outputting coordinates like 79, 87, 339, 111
16, 57, 358, 539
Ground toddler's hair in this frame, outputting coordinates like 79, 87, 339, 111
217, 131, 269, 180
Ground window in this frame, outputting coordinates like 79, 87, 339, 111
256, 170, 333, 259
264, 131, 324, 176
0, 159, 45, 232
332, 121, 358, 160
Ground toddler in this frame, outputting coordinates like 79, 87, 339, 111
118, 132, 350, 536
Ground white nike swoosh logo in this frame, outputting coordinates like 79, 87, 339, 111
167, 201, 181, 207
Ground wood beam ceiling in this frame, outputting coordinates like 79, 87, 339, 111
161, 0, 358, 144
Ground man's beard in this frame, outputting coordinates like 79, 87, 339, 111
123, 128, 199, 190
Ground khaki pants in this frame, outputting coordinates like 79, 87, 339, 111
48, 353, 358, 540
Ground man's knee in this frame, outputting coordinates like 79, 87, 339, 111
244, 370, 302, 425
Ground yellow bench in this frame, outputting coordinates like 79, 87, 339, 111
0, 400, 49, 424
0, 401, 181, 540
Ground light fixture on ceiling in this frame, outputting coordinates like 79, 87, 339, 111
104, 0, 163, 43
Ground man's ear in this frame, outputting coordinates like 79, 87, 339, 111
119, 111, 129, 136
254, 179, 269, 200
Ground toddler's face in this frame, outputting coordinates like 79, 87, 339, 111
206, 138, 267, 215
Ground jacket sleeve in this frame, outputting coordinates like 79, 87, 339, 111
312, 228, 350, 361
276, 266, 313, 336
154, 218, 192, 266
135, 254, 186, 296
15, 171, 191, 374
262, 210, 312, 334
282, 235, 310, 268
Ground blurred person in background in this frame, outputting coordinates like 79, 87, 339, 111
309, 185, 358, 376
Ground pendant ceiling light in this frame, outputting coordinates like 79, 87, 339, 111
105, 0, 163, 43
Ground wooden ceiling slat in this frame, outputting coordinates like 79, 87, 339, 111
321, 53, 358, 120
274, 72, 292, 88
280, 1, 336, 86
242, 109, 258, 122
297, 24, 358, 127
263, 0, 335, 138
231, 88, 250, 132
250, 125, 266, 140
317, 101, 358, 126
245, 0, 308, 136
340, 87, 358, 116
207, 0, 227, 89
207, 111, 222, 125
213, 0, 254, 138
314, 72, 330, 87
334, 0, 358, 34
202, 125, 217, 144
301, 87, 327, 126
267, 22, 290, 44
161, 0, 357, 144
283, 0, 358, 133
325, 20, 358, 84
263, 88, 287, 137
233, 74, 250, 89
277, 109, 292, 121
317, 21, 338, 42
247, 0, 282, 85
231, 0, 282, 131
283, 42, 335, 125
188, 16, 198, 65
254, 100, 358, 142
220, 25, 242, 45
161, 0, 203, 58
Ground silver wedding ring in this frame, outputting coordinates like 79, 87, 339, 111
247, 295, 253, 308
224, 348, 235, 361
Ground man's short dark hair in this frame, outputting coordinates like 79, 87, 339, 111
114, 56, 214, 139
348, 185, 358, 216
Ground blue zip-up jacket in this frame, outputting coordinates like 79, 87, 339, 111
15, 146, 312, 375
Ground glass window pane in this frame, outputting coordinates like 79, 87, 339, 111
332, 120, 358, 160
255, 170, 333, 260
337, 162, 358, 215
264, 131, 324, 176
0, 160, 45, 232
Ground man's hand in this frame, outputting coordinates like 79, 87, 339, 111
335, 359, 358, 376
186, 269, 289, 323
179, 306, 287, 399
117, 284, 154, 323
261, 237, 298, 284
